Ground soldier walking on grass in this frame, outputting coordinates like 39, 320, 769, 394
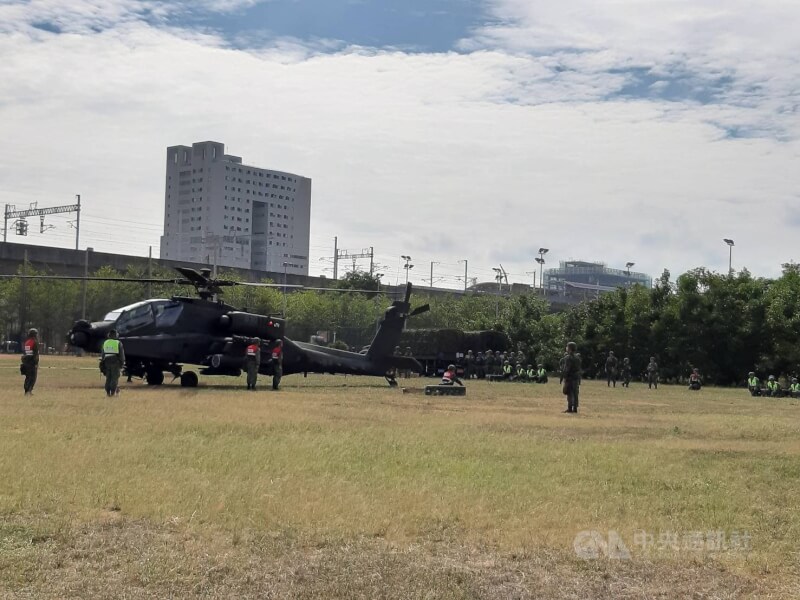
101, 329, 125, 397
647, 356, 659, 389
605, 351, 619, 387
621, 357, 632, 387
21, 328, 40, 396
561, 341, 581, 413
244, 337, 261, 390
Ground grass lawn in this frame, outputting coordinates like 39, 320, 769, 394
1, 356, 798, 598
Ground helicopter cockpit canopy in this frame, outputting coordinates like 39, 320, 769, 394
103, 299, 182, 334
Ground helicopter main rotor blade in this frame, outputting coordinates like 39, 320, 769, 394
409, 304, 431, 317
0, 274, 186, 284
233, 281, 305, 289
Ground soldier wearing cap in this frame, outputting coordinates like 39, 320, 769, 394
101, 329, 126, 397
21, 328, 40, 395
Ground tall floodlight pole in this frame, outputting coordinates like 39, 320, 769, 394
537, 248, 549, 293
625, 262, 635, 276
401, 255, 413, 285
723, 239, 734, 275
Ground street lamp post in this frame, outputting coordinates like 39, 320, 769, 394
625, 262, 635, 275
401, 255, 414, 285
723, 239, 734, 275
458, 259, 468, 292
537, 248, 549, 294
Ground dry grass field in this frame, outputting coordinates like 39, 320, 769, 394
1, 355, 799, 599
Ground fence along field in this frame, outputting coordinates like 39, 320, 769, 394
1, 356, 798, 598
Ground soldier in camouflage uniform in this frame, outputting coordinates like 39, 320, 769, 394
485, 350, 495, 377
244, 337, 261, 390
270, 339, 284, 390
561, 342, 581, 413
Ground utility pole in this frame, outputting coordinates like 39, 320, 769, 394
492, 267, 502, 319
75, 194, 81, 250
81, 247, 91, 320
429, 261, 440, 288
20, 249, 28, 339
282, 262, 288, 317
369, 246, 374, 276
333, 236, 338, 280
148, 246, 153, 298
459, 259, 468, 292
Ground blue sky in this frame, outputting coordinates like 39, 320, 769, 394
0, 0, 798, 285
167, 0, 485, 52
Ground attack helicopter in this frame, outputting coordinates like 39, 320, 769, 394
3, 267, 428, 387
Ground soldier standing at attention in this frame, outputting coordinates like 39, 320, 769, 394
474, 351, 485, 379
464, 350, 474, 380
605, 351, 618, 387
244, 337, 261, 390
101, 329, 125, 397
21, 328, 40, 396
270, 339, 284, 390
646, 356, 659, 389
485, 350, 495, 377
561, 341, 581, 413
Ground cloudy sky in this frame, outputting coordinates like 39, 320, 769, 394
1, 0, 798, 287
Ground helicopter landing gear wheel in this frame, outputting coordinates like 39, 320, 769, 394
180, 371, 198, 388
145, 368, 164, 386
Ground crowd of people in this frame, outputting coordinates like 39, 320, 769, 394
747, 373, 800, 398
459, 349, 548, 383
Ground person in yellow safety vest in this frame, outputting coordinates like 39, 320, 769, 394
515, 363, 526, 380
536, 364, 548, 384
790, 377, 800, 398
502, 360, 513, 379
747, 372, 761, 397
526, 364, 536, 381
766, 375, 780, 397
244, 337, 261, 390
101, 329, 125, 397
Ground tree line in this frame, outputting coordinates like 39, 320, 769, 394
2, 263, 799, 385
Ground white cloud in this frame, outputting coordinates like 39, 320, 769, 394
0, 0, 798, 287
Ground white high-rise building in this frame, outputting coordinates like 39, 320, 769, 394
160, 141, 311, 275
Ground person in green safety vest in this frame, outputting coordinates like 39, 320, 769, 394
747, 372, 761, 397
515, 363, 526, 381
790, 377, 800, 398
765, 375, 780, 397
536, 364, 548, 384
502, 360, 513, 380
526, 364, 536, 382
100, 329, 126, 397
